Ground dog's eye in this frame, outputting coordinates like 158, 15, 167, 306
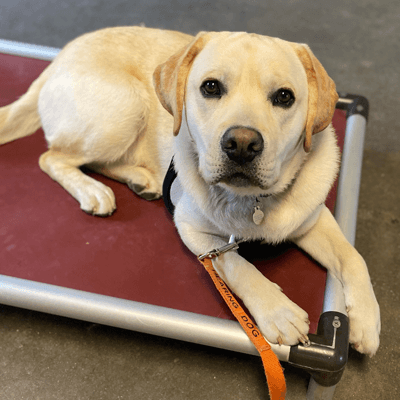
273, 89, 295, 107
201, 80, 222, 98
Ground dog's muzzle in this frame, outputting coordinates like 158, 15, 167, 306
221, 126, 264, 165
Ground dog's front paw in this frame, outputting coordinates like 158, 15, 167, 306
247, 282, 310, 346
347, 290, 381, 357
79, 180, 116, 216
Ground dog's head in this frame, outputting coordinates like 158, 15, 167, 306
154, 32, 338, 197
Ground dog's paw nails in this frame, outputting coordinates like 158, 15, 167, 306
139, 191, 161, 201
94, 209, 116, 217
130, 183, 146, 194
256, 305, 309, 346
352, 343, 360, 351
348, 305, 380, 357
351, 341, 379, 357
82, 204, 116, 217
299, 334, 309, 345
350, 335, 380, 357
130, 183, 161, 201
79, 182, 116, 216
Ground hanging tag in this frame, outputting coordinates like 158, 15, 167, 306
253, 206, 264, 225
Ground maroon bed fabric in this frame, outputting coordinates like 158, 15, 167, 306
0, 53, 346, 334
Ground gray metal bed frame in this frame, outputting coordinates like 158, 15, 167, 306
0, 39, 368, 399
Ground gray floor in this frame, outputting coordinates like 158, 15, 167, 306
0, 0, 399, 399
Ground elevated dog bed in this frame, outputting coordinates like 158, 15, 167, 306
0, 40, 368, 399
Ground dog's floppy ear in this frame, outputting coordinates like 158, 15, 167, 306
291, 44, 338, 152
153, 32, 210, 135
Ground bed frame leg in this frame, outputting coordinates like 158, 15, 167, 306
306, 377, 337, 400
288, 311, 349, 399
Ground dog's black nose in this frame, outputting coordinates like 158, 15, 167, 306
221, 127, 264, 165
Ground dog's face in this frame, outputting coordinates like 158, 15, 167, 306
184, 33, 310, 196
154, 32, 338, 197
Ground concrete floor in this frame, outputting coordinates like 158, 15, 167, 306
0, 0, 399, 399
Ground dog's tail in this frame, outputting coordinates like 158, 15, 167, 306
0, 66, 51, 145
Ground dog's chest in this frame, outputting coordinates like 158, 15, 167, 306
208, 195, 282, 241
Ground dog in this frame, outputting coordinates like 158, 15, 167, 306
0, 26, 380, 356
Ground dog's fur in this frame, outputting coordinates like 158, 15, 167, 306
0, 27, 380, 355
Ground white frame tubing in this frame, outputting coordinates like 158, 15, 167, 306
0, 39, 60, 60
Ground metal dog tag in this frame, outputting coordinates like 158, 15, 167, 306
253, 206, 264, 225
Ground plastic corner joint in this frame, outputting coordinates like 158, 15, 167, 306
288, 311, 349, 387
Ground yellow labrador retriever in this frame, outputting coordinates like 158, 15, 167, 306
0, 27, 380, 355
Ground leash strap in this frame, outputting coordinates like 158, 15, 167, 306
199, 258, 286, 400
163, 159, 286, 397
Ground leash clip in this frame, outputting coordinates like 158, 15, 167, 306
198, 235, 241, 261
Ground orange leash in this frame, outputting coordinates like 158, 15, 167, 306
200, 258, 286, 400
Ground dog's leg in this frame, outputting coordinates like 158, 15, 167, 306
213, 250, 311, 346
292, 205, 381, 356
39, 150, 116, 216
176, 208, 310, 346
89, 163, 161, 201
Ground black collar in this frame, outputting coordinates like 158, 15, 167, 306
162, 157, 177, 216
